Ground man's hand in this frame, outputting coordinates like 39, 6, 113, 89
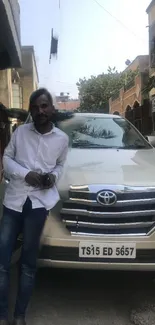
41, 173, 56, 189
25, 171, 42, 187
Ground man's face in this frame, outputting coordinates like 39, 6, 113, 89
30, 94, 54, 126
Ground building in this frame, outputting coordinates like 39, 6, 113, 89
0, 2, 39, 165
146, 0, 155, 132
57, 100, 80, 111
15, 46, 39, 110
0, 0, 22, 165
109, 56, 152, 135
56, 93, 80, 111
109, 56, 149, 116
0, 46, 39, 110
0, 1, 38, 110
0, 0, 21, 69
0, 0, 22, 113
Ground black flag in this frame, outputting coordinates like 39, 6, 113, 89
49, 29, 58, 62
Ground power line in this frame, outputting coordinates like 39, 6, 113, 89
93, 0, 146, 43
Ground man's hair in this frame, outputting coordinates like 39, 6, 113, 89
29, 88, 53, 110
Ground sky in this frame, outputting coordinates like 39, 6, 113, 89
20, 0, 150, 98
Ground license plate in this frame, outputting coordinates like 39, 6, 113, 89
79, 242, 136, 259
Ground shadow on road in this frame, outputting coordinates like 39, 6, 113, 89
9, 267, 155, 325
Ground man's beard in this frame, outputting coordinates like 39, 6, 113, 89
34, 114, 49, 126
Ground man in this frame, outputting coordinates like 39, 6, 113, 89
0, 88, 69, 325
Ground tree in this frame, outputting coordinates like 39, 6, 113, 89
76, 67, 138, 112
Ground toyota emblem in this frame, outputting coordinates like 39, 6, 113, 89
97, 190, 117, 206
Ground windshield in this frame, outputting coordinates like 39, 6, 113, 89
61, 116, 151, 149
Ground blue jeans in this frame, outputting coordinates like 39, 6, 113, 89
0, 197, 48, 320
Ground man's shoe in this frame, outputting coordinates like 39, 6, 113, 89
12, 320, 26, 325
0, 320, 9, 325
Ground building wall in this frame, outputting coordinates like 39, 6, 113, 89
147, 1, 155, 25
147, 1, 155, 97
17, 46, 39, 109
109, 74, 141, 116
125, 55, 149, 73
109, 55, 149, 116
0, 46, 39, 110
56, 100, 80, 111
9, 0, 21, 42
12, 83, 22, 108
0, 69, 13, 107
0, 0, 21, 68
21, 76, 34, 109
32, 56, 38, 91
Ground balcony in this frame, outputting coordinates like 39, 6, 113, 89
0, 0, 21, 69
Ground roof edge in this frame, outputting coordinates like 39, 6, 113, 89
21, 45, 39, 83
146, 0, 155, 13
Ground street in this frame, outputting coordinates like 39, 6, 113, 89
9, 266, 155, 325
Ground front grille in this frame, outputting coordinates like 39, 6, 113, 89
61, 185, 155, 236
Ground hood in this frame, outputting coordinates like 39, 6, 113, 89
59, 147, 155, 190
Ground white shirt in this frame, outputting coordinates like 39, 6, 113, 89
3, 123, 69, 212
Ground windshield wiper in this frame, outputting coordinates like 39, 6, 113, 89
72, 143, 103, 148
73, 143, 119, 148
122, 144, 148, 149
72, 142, 149, 149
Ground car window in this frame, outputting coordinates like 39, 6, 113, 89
61, 116, 151, 149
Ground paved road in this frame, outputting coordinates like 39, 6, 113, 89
9, 267, 155, 325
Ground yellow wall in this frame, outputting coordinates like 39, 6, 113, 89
21, 75, 34, 110
0, 69, 13, 108
0, 53, 38, 110
17, 47, 39, 110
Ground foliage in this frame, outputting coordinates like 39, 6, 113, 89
76, 67, 138, 112
73, 124, 116, 139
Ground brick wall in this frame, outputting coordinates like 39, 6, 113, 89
109, 75, 142, 116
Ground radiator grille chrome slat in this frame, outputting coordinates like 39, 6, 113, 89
69, 197, 155, 207
71, 232, 146, 237
61, 185, 155, 236
63, 220, 154, 229
61, 208, 155, 218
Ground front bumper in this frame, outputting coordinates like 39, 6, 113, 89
38, 237, 155, 270
38, 206, 155, 270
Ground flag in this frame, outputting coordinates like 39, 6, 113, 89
49, 29, 58, 62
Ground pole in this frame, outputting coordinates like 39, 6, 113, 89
49, 28, 53, 64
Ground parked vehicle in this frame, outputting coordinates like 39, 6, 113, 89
1, 113, 155, 270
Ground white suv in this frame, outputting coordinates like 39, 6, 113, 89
2, 113, 155, 270
37, 113, 155, 270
